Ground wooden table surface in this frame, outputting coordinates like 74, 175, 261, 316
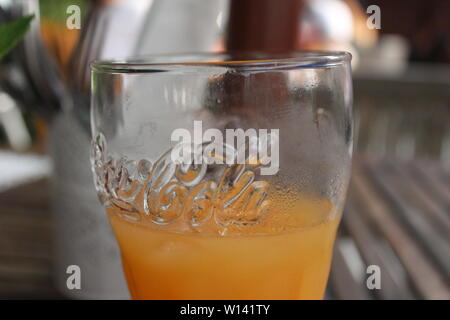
1, 158, 449, 300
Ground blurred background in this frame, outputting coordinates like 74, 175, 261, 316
0, 0, 448, 299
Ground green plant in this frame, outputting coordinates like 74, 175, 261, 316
0, 15, 34, 60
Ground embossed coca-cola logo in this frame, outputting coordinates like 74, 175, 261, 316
90, 125, 278, 228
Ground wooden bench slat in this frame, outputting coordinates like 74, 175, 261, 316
390, 161, 450, 234
0, 282, 62, 300
342, 201, 416, 299
411, 161, 450, 215
352, 162, 450, 299
367, 161, 450, 281
328, 238, 373, 300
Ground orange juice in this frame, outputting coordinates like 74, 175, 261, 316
107, 196, 340, 300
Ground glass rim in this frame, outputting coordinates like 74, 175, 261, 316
90, 51, 352, 73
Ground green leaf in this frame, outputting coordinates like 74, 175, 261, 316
0, 15, 34, 60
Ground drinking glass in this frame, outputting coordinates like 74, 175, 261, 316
90, 52, 353, 300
